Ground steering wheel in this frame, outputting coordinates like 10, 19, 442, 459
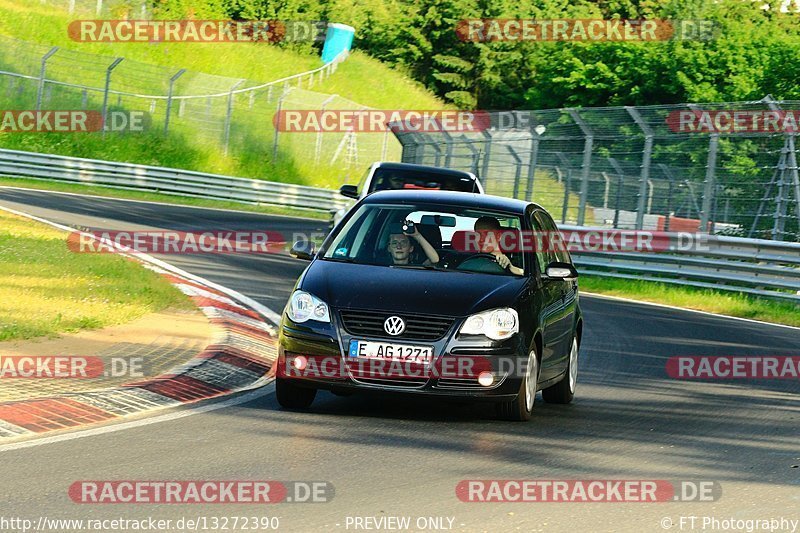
455, 253, 506, 273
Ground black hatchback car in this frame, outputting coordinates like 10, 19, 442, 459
277, 190, 582, 421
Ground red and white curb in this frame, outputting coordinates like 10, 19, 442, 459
0, 205, 282, 441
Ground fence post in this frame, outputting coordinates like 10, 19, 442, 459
36, 47, 59, 111
164, 68, 186, 135
556, 153, 573, 224
686, 104, 718, 232
658, 164, 677, 232
765, 96, 800, 241
101, 57, 124, 137
272, 87, 293, 160
223, 80, 245, 156
525, 125, 545, 202
315, 94, 337, 164
413, 134, 426, 164
601, 172, 610, 208
431, 143, 443, 167
626, 106, 654, 230
711, 184, 721, 235
567, 109, 594, 226
479, 129, 493, 187
788, 135, 800, 242
459, 134, 480, 176
607, 157, 626, 229
441, 130, 454, 167
700, 134, 719, 233
507, 145, 523, 199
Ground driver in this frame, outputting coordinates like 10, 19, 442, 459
387, 223, 439, 266
474, 216, 524, 276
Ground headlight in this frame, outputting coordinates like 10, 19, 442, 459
460, 308, 518, 340
287, 290, 331, 323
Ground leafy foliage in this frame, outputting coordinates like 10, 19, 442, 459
151, 0, 800, 109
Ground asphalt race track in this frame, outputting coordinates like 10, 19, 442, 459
0, 187, 798, 533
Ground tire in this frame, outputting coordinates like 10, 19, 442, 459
496, 347, 539, 421
542, 336, 578, 405
276, 378, 317, 409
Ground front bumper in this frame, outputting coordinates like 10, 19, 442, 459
277, 319, 527, 401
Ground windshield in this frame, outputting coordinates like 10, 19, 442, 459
368, 168, 478, 193
322, 203, 525, 276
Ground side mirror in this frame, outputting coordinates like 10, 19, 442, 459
290, 240, 316, 261
339, 184, 359, 199
544, 261, 578, 280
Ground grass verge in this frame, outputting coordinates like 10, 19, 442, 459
580, 276, 800, 328
0, 178, 330, 221
0, 1, 445, 189
0, 209, 193, 341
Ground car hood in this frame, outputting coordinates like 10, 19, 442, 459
298, 260, 527, 317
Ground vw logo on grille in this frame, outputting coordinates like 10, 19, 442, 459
384, 316, 406, 336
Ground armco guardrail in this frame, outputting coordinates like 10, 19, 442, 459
1, 148, 798, 302
0, 148, 349, 212
562, 226, 800, 303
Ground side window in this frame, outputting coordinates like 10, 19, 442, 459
529, 212, 549, 275
534, 211, 571, 265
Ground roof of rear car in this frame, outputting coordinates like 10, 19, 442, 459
363, 190, 538, 214
375, 162, 475, 176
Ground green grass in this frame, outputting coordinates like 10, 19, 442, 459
0, 209, 193, 341
0, 0, 321, 81
580, 276, 800, 327
0, 0, 445, 189
0, 177, 330, 220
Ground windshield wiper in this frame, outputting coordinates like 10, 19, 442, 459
322, 256, 355, 263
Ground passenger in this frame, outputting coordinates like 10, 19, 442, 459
387, 222, 439, 266
474, 216, 524, 276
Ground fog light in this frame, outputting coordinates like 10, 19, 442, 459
477, 371, 494, 387
291, 355, 308, 371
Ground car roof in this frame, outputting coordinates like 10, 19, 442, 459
362, 189, 542, 215
374, 162, 476, 177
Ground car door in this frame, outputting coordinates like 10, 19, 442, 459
528, 211, 563, 382
533, 210, 576, 379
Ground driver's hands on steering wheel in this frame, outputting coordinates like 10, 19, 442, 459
495, 253, 511, 269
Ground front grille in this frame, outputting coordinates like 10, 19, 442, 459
350, 374, 429, 388
339, 309, 454, 341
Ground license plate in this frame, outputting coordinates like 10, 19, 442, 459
348, 340, 434, 364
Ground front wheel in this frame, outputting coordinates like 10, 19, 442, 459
542, 336, 578, 404
496, 348, 539, 421
276, 378, 317, 409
